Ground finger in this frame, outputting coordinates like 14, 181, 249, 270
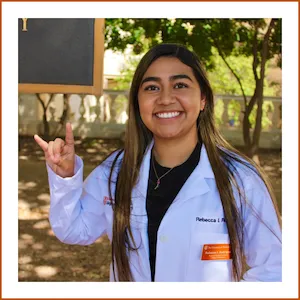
48, 141, 55, 161
53, 138, 65, 156
53, 138, 65, 164
65, 122, 74, 146
34, 134, 48, 152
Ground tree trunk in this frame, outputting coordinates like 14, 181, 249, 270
43, 113, 50, 141
36, 93, 54, 141
243, 81, 263, 158
54, 94, 69, 136
243, 19, 276, 159
251, 80, 264, 156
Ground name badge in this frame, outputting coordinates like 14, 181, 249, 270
201, 244, 231, 260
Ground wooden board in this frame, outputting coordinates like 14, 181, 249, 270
18, 18, 104, 96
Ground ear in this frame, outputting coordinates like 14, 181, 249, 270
200, 97, 206, 111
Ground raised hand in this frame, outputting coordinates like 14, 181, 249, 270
34, 122, 76, 178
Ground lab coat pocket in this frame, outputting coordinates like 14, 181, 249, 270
186, 233, 233, 282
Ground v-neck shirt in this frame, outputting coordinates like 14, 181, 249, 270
146, 142, 202, 281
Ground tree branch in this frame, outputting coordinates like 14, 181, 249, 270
252, 23, 259, 82
213, 39, 248, 108
36, 93, 46, 111
45, 94, 55, 110
252, 19, 276, 147
260, 19, 276, 80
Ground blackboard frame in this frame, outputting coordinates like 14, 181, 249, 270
18, 18, 104, 96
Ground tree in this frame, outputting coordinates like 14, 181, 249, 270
36, 93, 54, 141
205, 19, 281, 157
36, 93, 69, 140
105, 18, 281, 158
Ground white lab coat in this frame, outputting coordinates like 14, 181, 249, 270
47, 143, 282, 282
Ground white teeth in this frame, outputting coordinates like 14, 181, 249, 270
156, 112, 180, 119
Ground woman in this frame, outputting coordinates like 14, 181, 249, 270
34, 43, 282, 282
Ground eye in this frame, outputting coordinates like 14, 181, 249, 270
144, 85, 159, 91
174, 82, 188, 89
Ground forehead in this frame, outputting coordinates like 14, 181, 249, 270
143, 56, 194, 77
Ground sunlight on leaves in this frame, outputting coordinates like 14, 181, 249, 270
20, 264, 34, 271
37, 193, 50, 202
19, 270, 30, 279
263, 165, 275, 172
19, 240, 28, 249
33, 220, 50, 230
21, 233, 33, 240
19, 210, 44, 220
86, 148, 97, 153
25, 182, 38, 188
19, 199, 30, 209
34, 266, 58, 278
19, 255, 32, 264
19, 156, 29, 161
32, 243, 44, 250
19, 238, 33, 247
46, 251, 61, 258
19, 181, 37, 190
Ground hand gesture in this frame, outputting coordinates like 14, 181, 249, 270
34, 123, 75, 178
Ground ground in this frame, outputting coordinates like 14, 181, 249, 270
18, 136, 282, 281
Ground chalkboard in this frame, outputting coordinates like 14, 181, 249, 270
18, 18, 104, 96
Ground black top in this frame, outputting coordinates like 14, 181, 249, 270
146, 142, 202, 281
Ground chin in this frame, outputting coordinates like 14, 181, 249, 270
154, 131, 182, 140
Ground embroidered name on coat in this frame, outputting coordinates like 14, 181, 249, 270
103, 196, 113, 206
196, 217, 226, 223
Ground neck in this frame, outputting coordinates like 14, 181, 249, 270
153, 131, 199, 168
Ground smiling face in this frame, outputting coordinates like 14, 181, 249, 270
137, 56, 206, 141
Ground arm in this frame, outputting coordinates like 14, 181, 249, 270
241, 175, 282, 282
34, 123, 109, 246
47, 155, 108, 245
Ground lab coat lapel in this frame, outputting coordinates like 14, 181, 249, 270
130, 142, 153, 229
130, 143, 215, 218
130, 142, 153, 275
171, 145, 215, 206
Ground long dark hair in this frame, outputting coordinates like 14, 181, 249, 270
108, 43, 281, 281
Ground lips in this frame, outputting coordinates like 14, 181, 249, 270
155, 111, 182, 119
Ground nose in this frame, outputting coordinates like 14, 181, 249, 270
156, 88, 176, 105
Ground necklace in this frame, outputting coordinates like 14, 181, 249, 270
152, 153, 175, 190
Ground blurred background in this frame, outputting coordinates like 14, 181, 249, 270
18, 18, 282, 281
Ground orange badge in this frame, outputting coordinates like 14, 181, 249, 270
201, 244, 232, 260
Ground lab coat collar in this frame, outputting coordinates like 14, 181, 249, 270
130, 140, 215, 227
144, 140, 215, 179
171, 142, 214, 206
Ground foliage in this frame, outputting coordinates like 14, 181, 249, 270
208, 48, 278, 97
105, 18, 282, 156
248, 101, 274, 129
105, 18, 281, 70
214, 98, 224, 126
113, 52, 143, 90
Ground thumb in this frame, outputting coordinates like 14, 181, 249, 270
65, 122, 74, 147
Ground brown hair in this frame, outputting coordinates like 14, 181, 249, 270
108, 43, 281, 281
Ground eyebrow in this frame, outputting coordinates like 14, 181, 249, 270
141, 74, 193, 85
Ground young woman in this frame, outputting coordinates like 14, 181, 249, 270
34, 43, 282, 282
